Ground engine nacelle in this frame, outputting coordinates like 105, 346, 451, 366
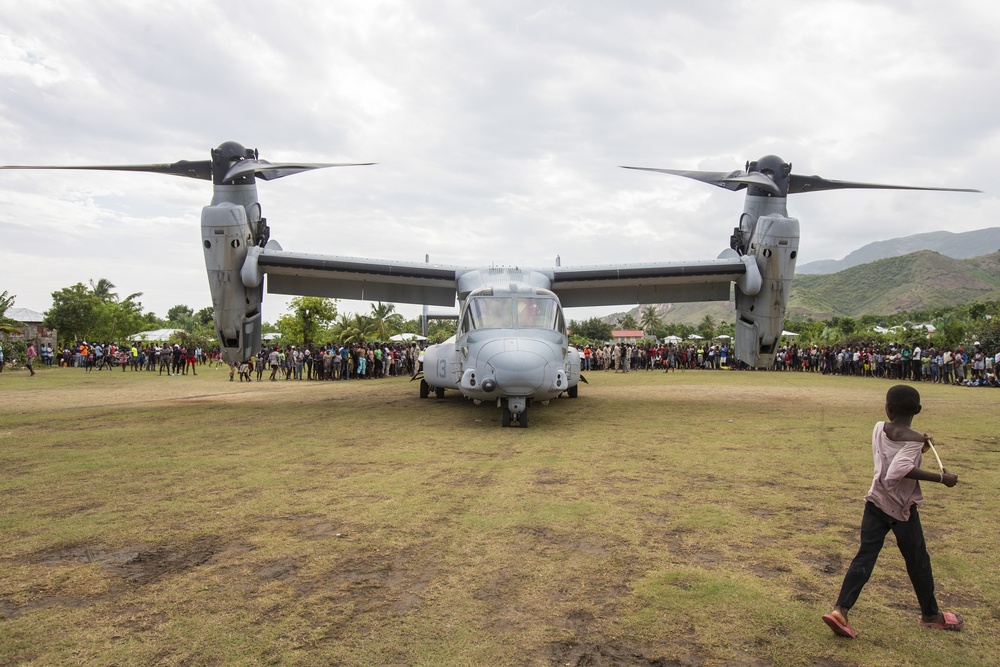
202, 203, 263, 363
734, 214, 799, 368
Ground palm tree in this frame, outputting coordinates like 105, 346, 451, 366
89, 278, 117, 302
639, 305, 662, 334
698, 314, 716, 340
370, 302, 404, 341
0, 290, 22, 335
331, 313, 378, 344
617, 313, 639, 330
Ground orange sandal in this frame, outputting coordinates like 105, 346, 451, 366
822, 611, 857, 639
919, 611, 964, 631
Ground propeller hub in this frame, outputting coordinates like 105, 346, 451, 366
211, 141, 256, 185
746, 155, 791, 197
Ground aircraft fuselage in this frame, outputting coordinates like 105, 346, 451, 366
421, 279, 580, 426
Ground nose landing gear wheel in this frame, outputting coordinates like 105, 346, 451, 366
501, 404, 529, 427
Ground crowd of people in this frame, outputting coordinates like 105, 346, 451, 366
20, 340, 427, 381
43, 341, 214, 375
768, 341, 1000, 386
237, 342, 423, 382
579, 342, 731, 372
8, 337, 999, 388
578, 340, 1000, 387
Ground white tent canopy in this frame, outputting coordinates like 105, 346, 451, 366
128, 328, 183, 342
781, 330, 800, 337
663, 335, 682, 343
389, 333, 428, 342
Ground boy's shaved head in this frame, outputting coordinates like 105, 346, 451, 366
886, 384, 921, 417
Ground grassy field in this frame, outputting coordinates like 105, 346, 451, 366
1, 366, 997, 666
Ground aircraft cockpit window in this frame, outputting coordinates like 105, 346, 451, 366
467, 296, 514, 330
516, 297, 561, 331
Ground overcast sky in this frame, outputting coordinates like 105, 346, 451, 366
1, 0, 997, 324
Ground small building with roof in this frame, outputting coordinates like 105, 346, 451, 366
4, 308, 57, 348
611, 329, 645, 344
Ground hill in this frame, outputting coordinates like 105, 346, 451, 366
603, 251, 1000, 326
796, 228, 1000, 274
787, 250, 1000, 318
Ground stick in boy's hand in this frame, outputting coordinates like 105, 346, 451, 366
924, 437, 958, 487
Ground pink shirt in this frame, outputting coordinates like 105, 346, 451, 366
865, 422, 924, 521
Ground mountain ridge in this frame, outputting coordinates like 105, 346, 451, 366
601, 250, 1000, 326
796, 228, 1000, 275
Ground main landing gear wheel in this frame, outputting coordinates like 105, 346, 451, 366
567, 384, 578, 398
419, 379, 430, 398
435, 386, 445, 399
501, 406, 512, 427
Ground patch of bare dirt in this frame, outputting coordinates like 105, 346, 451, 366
1, 536, 222, 619
30, 536, 219, 584
311, 548, 439, 616
548, 641, 687, 666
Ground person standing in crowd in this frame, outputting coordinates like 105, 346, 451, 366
268, 346, 281, 381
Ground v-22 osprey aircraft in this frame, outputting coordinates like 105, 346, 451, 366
2, 144, 978, 426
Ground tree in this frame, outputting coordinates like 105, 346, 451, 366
837, 316, 857, 337
697, 315, 716, 340
617, 313, 639, 330
568, 317, 612, 342
932, 312, 966, 350
971, 317, 1000, 356
968, 302, 988, 321
330, 312, 376, 344
715, 319, 735, 340
0, 290, 21, 336
426, 319, 456, 344
276, 297, 338, 347
640, 306, 663, 334
45, 283, 102, 343
195, 306, 214, 326
370, 302, 404, 341
166, 304, 194, 324
92, 292, 147, 342
88, 278, 117, 302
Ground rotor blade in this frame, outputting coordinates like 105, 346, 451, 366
620, 165, 784, 195
0, 160, 213, 180
621, 166, 748, 191
788, 174, 981, 194
223, 160, 376, 183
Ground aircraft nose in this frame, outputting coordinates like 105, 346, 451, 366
489, 350, 546, 394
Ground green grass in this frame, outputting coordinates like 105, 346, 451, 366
1, 366, 998, 665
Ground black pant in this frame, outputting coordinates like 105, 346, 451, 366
837, 501, 939, 617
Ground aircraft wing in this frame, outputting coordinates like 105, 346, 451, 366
550, 255, 753, 308
256, 249, 461, 307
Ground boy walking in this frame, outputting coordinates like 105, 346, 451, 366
823, 385, 963, 638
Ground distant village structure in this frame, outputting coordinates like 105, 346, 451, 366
4, 308, 56, 348
611, 329, 645, 344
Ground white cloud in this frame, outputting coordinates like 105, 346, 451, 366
1, 0, 996, 322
